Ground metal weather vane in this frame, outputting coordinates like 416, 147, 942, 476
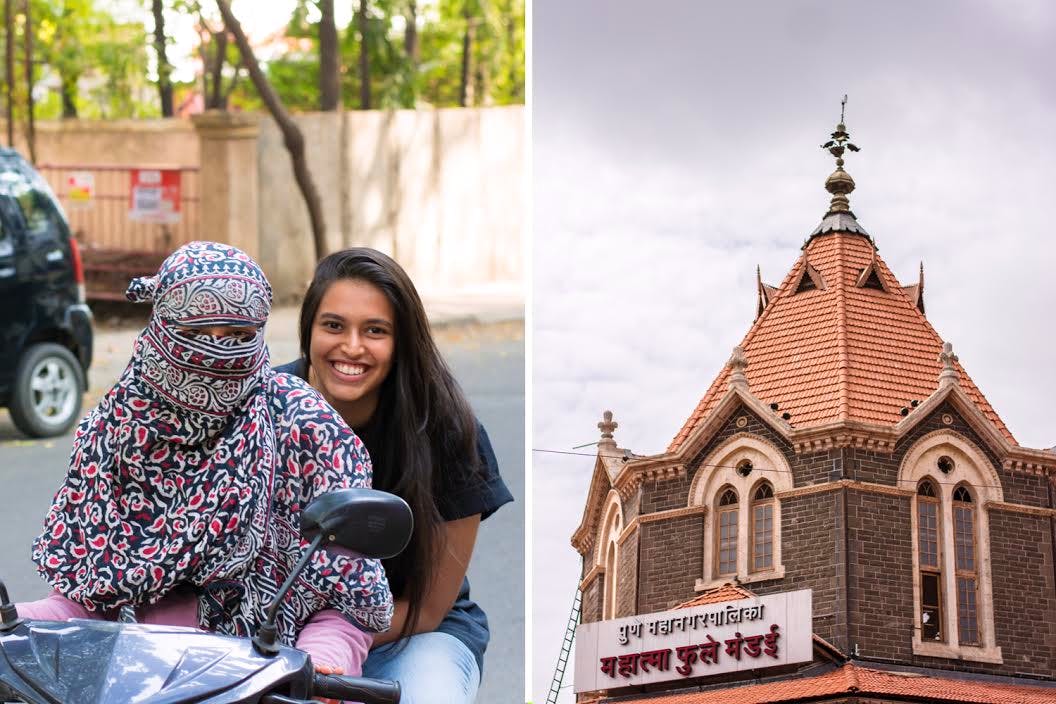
820, 95, 860, 164
819, 95, 860, 216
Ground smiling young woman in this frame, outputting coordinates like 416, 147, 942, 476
275, 248, 513, 704
307, 279, 396, 428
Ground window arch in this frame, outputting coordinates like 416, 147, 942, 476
751, 481, 775, 573
689, 433, 792, 589
916, 479, 943, 642
952, 484, 978, 645
715, 487, 739, 576
596, 491, 623, 620
901, 431, 1002, 663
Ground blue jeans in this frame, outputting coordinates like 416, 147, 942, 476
362, 632, 480, 704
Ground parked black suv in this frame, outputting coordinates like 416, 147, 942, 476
0, 148, 92, 437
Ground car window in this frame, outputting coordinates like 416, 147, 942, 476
0, 210, 10, 258
0, 166, 66, 243
15, 187, 65, 241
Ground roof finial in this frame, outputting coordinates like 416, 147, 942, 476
938, 342, 959, 387
727, 346, 749, 390
820, 95, 860, 216
598, 410, 618, 445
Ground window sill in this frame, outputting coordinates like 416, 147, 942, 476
695, 566, 785, 592
912, 639, 1003, 664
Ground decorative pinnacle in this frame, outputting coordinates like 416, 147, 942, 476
938, 342, 959, 387
598, 410, 618, 441
727, 346, 749, 390
820, 95, 860, 215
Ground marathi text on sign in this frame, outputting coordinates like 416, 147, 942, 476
600, 625, 781, 680
618, 603, 766, 644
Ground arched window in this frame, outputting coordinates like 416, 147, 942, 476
596, 492, 622, 621
716, 487, 738, 576
603, 540, 618, 620
902, 431, 1002, 664
751, 482, 774, 572
953, 485, 978, 645
690, 436, 791, 589
917, 479, 943, 642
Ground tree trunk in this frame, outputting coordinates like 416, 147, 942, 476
357, 0, 371, 109
215, 0, 328, 260
459, 9, 476, 107
5, 0, 14, 147
60, 75, 78, 118
22, 0, 34, 162
319, 0, 339, 110
404, 0, 418, 66
152, 0, 174, 117
207, 29, 227, 109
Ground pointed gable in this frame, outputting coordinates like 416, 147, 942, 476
669, 231, 1014, 453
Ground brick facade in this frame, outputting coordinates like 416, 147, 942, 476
578, 400, 1056, 689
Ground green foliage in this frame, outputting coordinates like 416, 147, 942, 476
253, 0, 525, 111
4, 0, 524, 122
6, 0, 155, 120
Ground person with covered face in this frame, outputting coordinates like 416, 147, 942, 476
20, 241, 392, 682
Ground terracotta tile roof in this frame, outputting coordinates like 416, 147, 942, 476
669, 232, 1014, 452
673, 583, 755, 609
613, 663, 1056, 703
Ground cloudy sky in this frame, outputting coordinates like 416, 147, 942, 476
530, 1, 1055, 701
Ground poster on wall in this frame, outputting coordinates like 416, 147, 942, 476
574, 589, 813, 693
66, 172, 94, 210
129, 169, 181, 224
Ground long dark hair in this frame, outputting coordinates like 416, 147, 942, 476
299, 248, 478, 641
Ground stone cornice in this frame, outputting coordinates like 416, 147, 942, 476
777, 479, 914, 500
638, 505, 708, 525
985, 500, 1056, 518
616, 521, 638, 546
612, 460, 685, 500
579, 563, 605, 592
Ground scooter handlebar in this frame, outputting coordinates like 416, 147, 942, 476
312, 673, 401, 704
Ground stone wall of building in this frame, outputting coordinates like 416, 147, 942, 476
615, 530, 639, 618
603, 399, 1056, 681
637, 515, 702, 613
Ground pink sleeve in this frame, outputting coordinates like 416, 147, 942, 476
140, 589, 199, 628
16, 592, 97, 621
295, 609, 373, 676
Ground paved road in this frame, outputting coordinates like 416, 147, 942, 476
0, 313, 524, 702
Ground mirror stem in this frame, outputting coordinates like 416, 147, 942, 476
0, 580, 22, 632
253, 533, 326, 655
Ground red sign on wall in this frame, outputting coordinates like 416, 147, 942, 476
129, 169, 181, 224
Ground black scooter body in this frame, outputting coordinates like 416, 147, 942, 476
0, 618, 312, 704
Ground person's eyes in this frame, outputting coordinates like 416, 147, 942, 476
320, 320, 343, 332
365, 325, 391, 336
227, 330, 257, 342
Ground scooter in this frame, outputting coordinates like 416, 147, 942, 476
0, 488, 413, 704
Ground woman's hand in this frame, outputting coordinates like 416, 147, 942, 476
313, 662, 343, 704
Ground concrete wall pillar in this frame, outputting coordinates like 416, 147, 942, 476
192, 111, 260, 257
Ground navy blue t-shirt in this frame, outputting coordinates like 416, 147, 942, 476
273, 359, 513, 676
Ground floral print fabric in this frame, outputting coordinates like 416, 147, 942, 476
32, 241, 393, 643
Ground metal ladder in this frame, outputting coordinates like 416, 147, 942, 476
546, 588, 582, 704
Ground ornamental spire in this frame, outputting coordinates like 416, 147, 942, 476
808, 96, 870, 243
820, 95, 860, 216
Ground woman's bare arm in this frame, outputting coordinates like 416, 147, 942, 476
371, 514, 481, 647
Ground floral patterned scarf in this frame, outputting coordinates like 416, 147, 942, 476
32, 241, 393, 643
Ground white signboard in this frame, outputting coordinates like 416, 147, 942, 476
574, 588, 812, 693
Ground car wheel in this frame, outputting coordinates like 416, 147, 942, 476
8, 342, 85, 438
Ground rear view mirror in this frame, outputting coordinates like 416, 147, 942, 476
301, 488, 413, 561
254, 487, 413, 655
